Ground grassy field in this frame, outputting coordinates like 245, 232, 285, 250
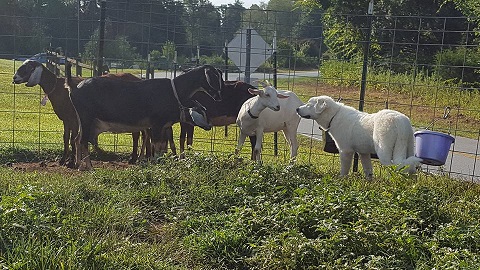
1, 59, 480, 268
1, 152, 480, 269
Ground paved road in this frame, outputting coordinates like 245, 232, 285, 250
155, 70, 480, 182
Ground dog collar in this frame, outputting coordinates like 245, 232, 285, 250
324, 109, 339, 132
247, 109, 258, 119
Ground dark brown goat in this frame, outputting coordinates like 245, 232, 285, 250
98, 72, 152, 163
157, 81, 257, 158
66, 64, 222, 170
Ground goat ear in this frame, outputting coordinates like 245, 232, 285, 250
204, 67, 222, 91
26, 65, 43, 87
314, 100, 328, 114
189, 108, 211, 131
277, 93, 289, 99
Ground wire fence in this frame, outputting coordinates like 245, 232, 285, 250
0, 2, 479, 181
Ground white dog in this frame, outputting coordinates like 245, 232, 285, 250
296, 96, 422, 177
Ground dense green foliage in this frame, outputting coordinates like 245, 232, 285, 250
434, 47, 480, 88
319, 59, 480, 124
2, 0, 480, 89
1, 150, 480, 269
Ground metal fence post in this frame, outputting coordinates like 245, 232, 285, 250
224, 41, 229, 137
224, 41, 229, 79
353, 0, 374, 173
245, 28, 252, 84
96, 0, 106, 76
273, 32, 278, 156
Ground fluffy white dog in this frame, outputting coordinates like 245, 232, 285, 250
296, 96, 422, 177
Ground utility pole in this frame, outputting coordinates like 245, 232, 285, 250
96, 0, 107, 76
353, 0, 374, 173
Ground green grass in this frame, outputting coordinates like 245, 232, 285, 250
2, 58, 480, 268
1, 152, 480, 269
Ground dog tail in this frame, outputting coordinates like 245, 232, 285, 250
398, 156, 423, 174
393, 118, 422, 174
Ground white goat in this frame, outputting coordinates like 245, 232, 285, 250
235, 81, 304, 162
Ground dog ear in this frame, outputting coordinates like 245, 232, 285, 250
26, 65, 43, 87
314, 100, 327, 114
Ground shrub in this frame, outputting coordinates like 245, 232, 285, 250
319, 59, 363, 87
434, 47, 480, 88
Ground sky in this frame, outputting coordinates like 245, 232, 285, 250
210, 0, 264, 8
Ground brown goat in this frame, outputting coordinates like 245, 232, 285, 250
13, 60, 82, 167
13, 60, 149, 166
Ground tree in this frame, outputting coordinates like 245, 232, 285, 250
296, 0, 469, 73
0, 0, 55, 56
267, 0, 300, 39
219, 1, 245, 43
162, 40, 176, 62
184, 0, 223, 56
83, 24, 140, 67
448, 0, 480, 43
292, 5, 327, 59
241, 3, 273, 41
103, 0, 187, 57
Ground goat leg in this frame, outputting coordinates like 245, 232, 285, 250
166, 127, 176, 156
78, 142, 93, 171
144, 129, 152, 160
129, 131, 140, 164
186, 126, 193, 151
66, 130, 77, 168
248, 135, 257, 161
60, 124, 70, 166
139, 130, 148, 160
179, 123, 189, 158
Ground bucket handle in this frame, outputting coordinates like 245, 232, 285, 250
443, 106, 451, 120
426, 106, 451, 134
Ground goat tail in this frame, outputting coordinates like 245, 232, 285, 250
69, 92, 83, 169
64, 61, 82, 168
64, 61, 76, 90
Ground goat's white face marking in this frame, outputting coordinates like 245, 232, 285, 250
13, 60, 43, 87
250, 85, 288, 112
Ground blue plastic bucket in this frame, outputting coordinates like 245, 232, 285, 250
414, 130, 455, 166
